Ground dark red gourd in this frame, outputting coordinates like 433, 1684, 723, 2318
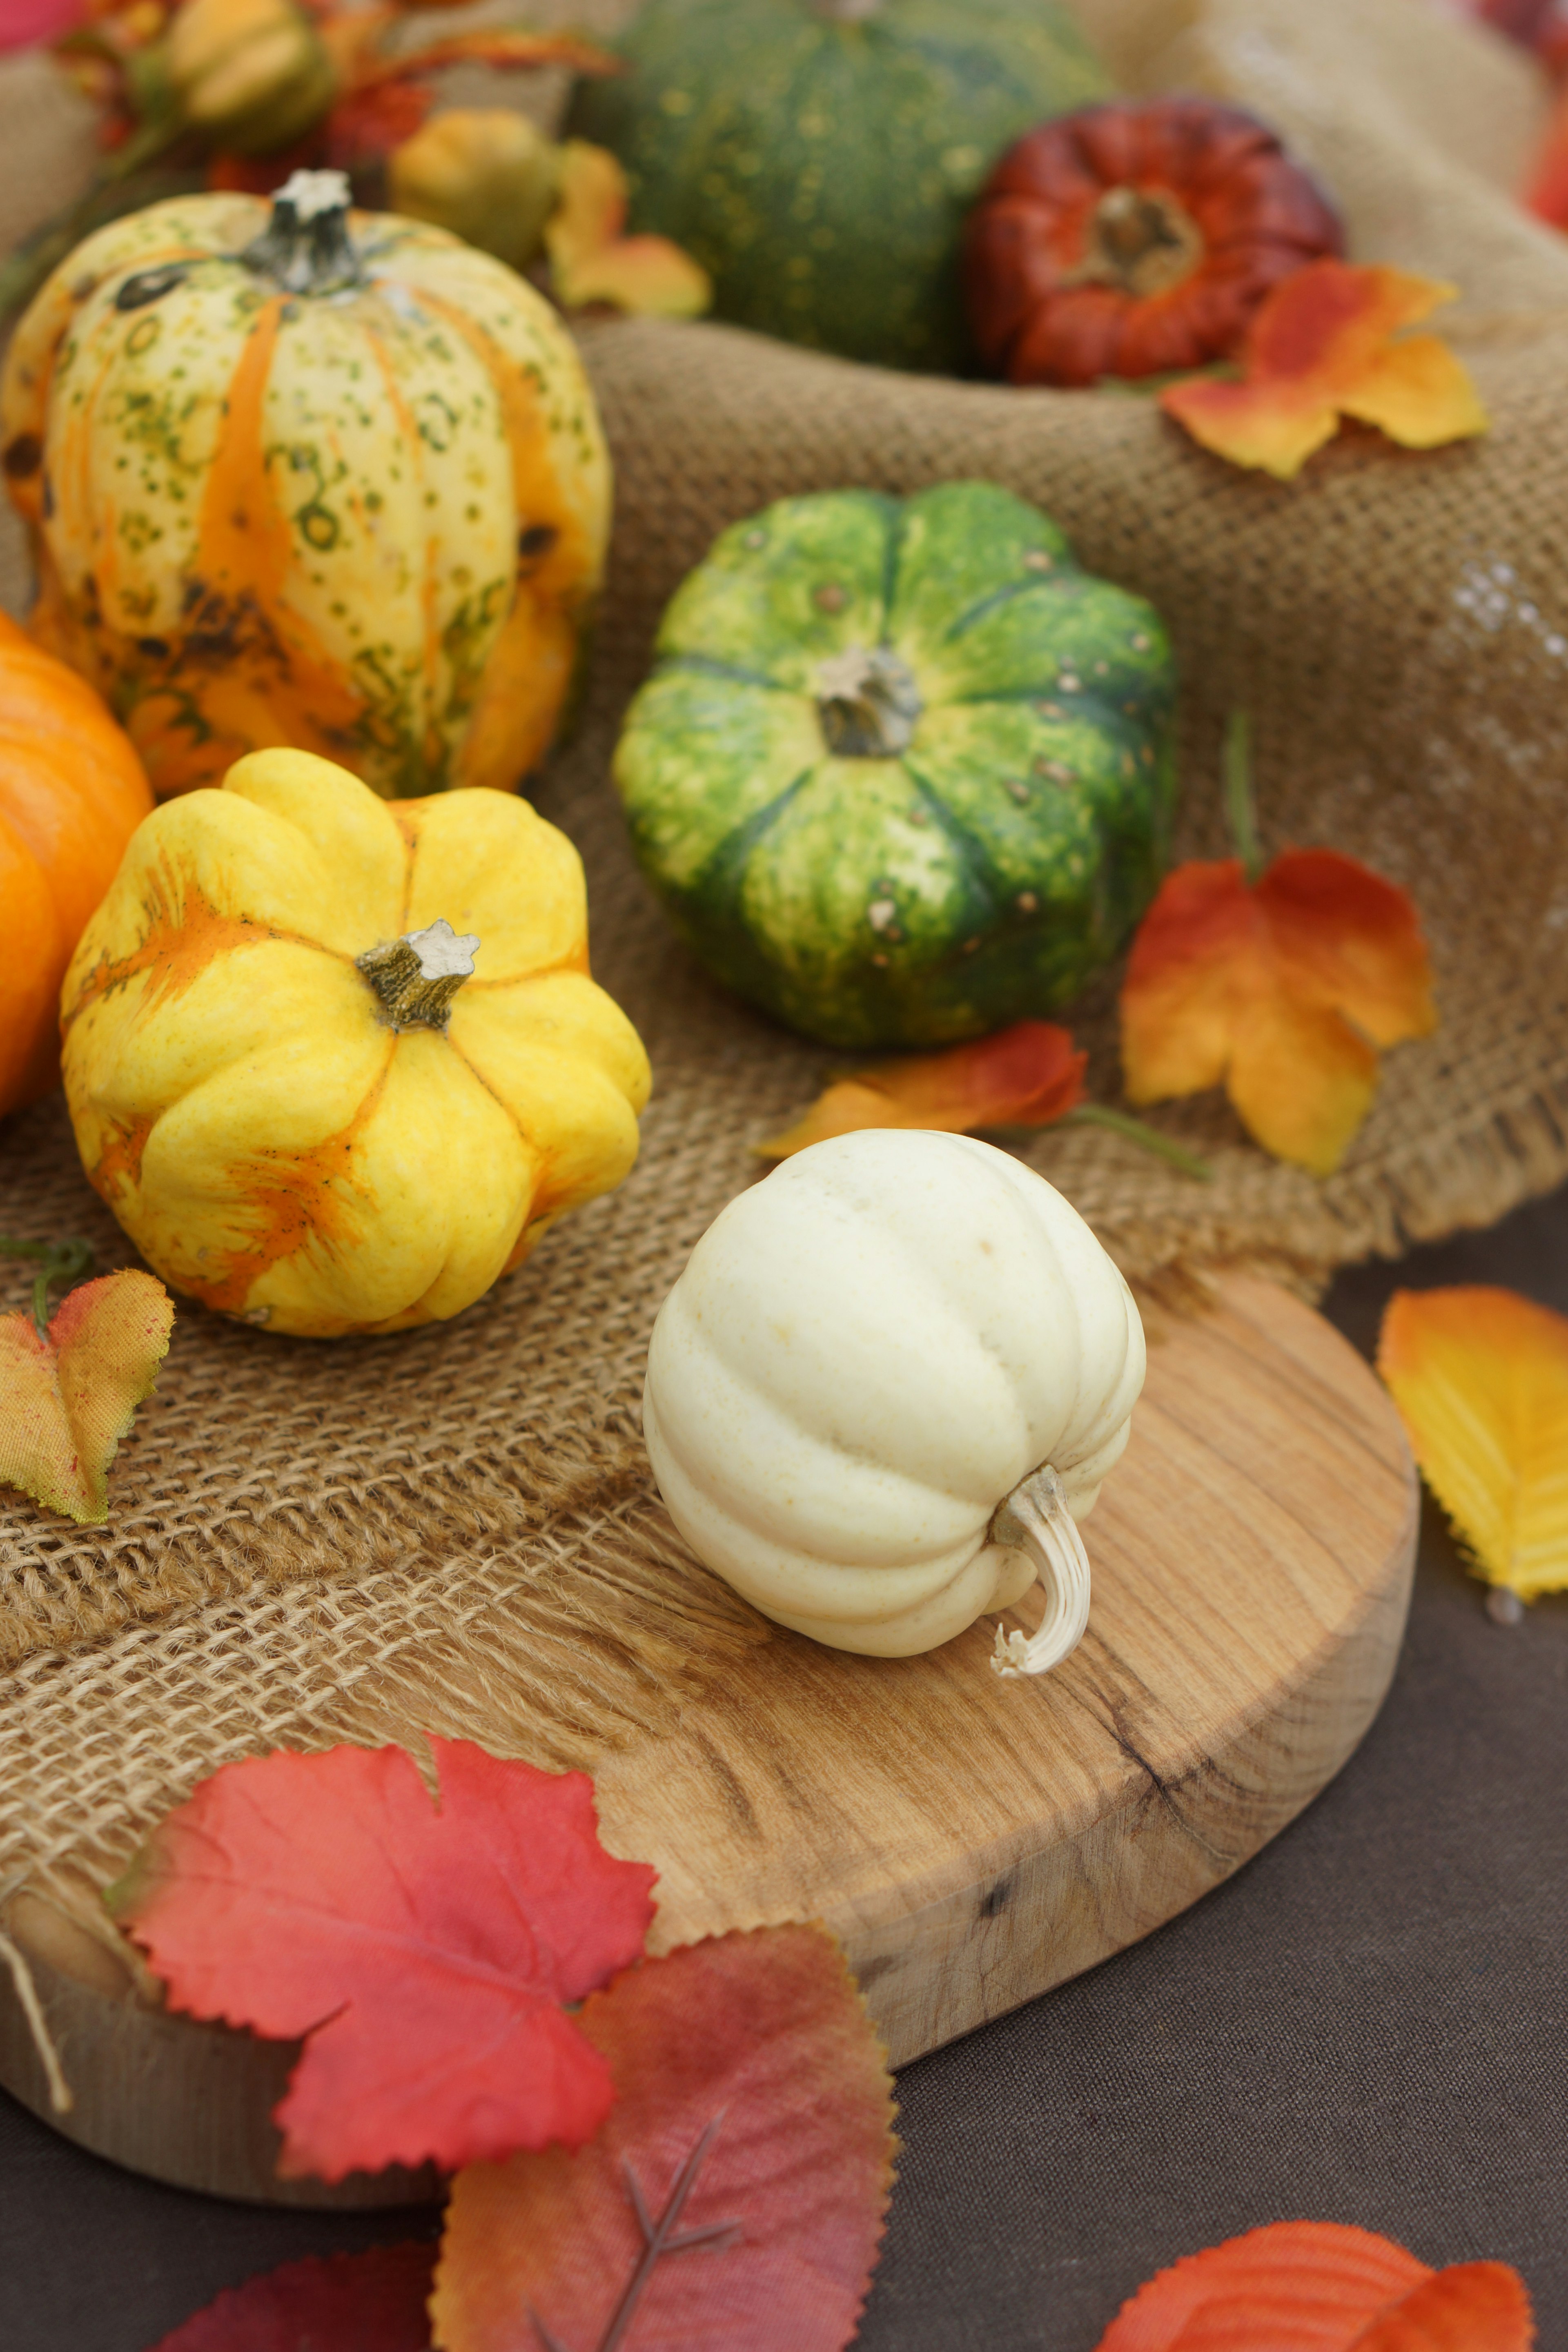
964, 99, 1344, 388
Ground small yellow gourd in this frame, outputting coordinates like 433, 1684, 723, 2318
61, 748, 650, 1338
643, 1129, 1145, 1672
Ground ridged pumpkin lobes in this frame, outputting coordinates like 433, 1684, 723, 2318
0, 611, 155, 1114
166, 0, 337, 156
0, 173, 610, 800
60, 749, 651, 1339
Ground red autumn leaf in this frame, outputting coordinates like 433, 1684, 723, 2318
756, 1019, 1087, 1158
1160, 261, 1488, 479
431, 1923, 898, 2352
110, 1739, 657, 2183
147, 2243, 436, 2352
546, 140, 711, 318
356, 29, 617, 90
0, 1267, 172, 1523
1093, 2221, 1533, 2352
1, 0, 83, 47
1120, 847, 1436, 1176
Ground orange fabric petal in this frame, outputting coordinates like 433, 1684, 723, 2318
1349, 2262, 1535, 2352
756, 1020, 1087, 1158
1093, 2221, 1431, 2351
1377, 1286, 1568, 1598
0, 1270, 173, 1523
1121, 848, 1434, 1176
1160, 261, 1487, 480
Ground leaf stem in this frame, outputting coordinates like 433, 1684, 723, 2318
1223, 708, 1264, 884
1058, 1105, 1212, 1180
0, 1237, 96, 1336
529, 2115, 742, 2352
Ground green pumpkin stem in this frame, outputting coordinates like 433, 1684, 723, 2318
357, 918, 480, 1031
1058, 1105, 1212, 1181
815, 647, 923, 757
1224, 708, 1264, 885
0, 1236, 97, 1336
243, 167, 364, 296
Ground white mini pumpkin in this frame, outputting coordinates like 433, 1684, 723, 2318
642, 1129, 1145, 1673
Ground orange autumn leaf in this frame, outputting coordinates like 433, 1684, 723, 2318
1120, 848, 1435, 1176
756, 1018, 1087, 1159
0, 1268, 172, 1523
1160, 261, 1488, 480
546, 140, 712, 318
1093, 2221, 1533, 2352
1377, 1286, 1568, 1599
432, 1923, 897, 2352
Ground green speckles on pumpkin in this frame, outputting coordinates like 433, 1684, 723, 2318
615, 482, 1178, 1049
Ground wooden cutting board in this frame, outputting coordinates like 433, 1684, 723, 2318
0, 1275, 1417, 2206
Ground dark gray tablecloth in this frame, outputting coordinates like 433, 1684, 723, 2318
4, 1195, 1566, 2352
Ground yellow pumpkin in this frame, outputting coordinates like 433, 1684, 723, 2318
60, 748, 650, 1338
0, 169, 610, 800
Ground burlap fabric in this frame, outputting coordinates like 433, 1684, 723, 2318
4, 0, 1568, 1917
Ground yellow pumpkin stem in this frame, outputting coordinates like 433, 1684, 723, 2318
356, 918, 480, 1031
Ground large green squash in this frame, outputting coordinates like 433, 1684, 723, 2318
614, 482, 1177, 1050
566, 0, 1111, 373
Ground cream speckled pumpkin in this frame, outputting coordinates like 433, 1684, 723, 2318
1, 170, 609, 800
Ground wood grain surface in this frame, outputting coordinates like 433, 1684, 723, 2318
0, 1275, 1417, 2205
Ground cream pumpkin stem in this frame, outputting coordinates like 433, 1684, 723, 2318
242, 168, 365, 296
988, 1463, 1092, 1679
356, 918, 479, 1031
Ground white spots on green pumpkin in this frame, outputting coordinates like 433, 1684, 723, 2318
1024, 550, 1054, 575
1006, 778, 1031, 805
867, 898, 897, 932
1036, 700, 1065, 720
871, 952, 890, 968
1016, 892, 1040, 915
907, 805, 929, 826
813, 581, 847, 613
744, 528, 768, 551
1037, 759, 1075, 787
1131, 631, 1150, 651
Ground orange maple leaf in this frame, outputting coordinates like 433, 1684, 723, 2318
432, 1923, 896, 2352
0, 1266, 172, 1523
546, 140, 711, 318
1377, 1286, 1568, 1600
1160, 261, 1488, 480
1093, 2221, 1533, 2352
756, 1019, 1087, 1159
1120, 844, 1435, 1177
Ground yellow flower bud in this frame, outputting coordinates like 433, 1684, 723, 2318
167, 0, 336, 156
389, 108, 561, 273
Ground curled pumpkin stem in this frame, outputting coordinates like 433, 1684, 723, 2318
0, 1236, 96, 1337
988, 1463, 1093, 1679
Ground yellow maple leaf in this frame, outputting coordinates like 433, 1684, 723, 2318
1377, 1285, 1568, 1599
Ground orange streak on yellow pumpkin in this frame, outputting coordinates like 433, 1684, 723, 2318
64, 851, 332, 1030
192, 299, 364, 752
189, 1044, 397, 1316
90, 1111, 156, 1205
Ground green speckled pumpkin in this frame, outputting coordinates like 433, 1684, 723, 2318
614, 482, 1178, 1049
566, 0, 1111, 374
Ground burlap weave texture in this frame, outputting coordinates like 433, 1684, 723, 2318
3, 0, 1568, 1909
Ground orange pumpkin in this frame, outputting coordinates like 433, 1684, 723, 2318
0, 610, 155, 1114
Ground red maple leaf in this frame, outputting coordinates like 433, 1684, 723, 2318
111, 1740, 657, 2182
432, 1924, 898, 2352
1093, 2222, 1534, 2351
147, 2243, 436, 2352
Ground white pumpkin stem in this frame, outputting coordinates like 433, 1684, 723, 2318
988, 1463, 1092, 1679
356, 918, 479, 1031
